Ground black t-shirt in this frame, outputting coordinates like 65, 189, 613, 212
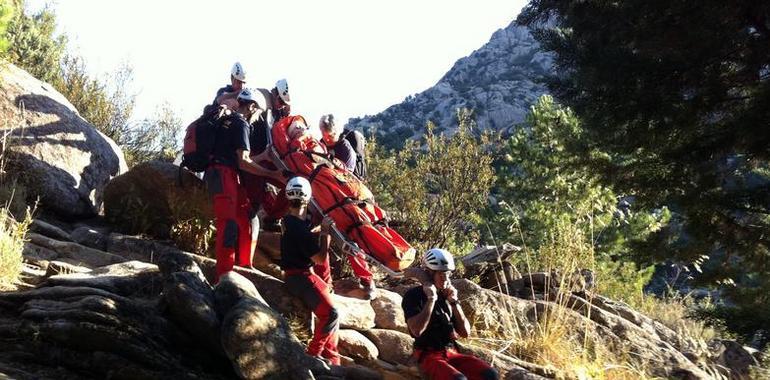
402, 286, 457, 350
280, 214, 321, 270
211, 114, 250, 169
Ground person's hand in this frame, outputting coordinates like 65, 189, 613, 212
443, 285, 459, 304
320, 217, 335, 232
423, 284, 438, 302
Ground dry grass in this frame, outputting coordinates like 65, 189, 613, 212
167, 191, 214, 257
470, 221, 727, 379
0, 113, 32, 290
287, 314, 312, 349
0, 206, 29, 290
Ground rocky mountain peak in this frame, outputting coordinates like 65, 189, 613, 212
347, 21, 552, 146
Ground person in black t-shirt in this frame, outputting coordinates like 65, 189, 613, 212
280, 176, 340, 366
205, 89, 282, 282
402, 248, 498, 380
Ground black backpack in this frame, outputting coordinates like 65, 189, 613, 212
342, 128, 367, 179
181, 104, 230, 172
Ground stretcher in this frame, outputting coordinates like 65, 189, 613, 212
266, 115, 415, 276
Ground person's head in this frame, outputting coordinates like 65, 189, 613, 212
230, 62, 247, 91
236, 89, 264, 122
286, 176, 312, 209
319, 114, 341, 145
272, 78, 291, 110
287, 118, 309, 139
422, 248, 455, 291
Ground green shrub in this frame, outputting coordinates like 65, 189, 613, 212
0, 0, 14, 55
367, 109, 495, 254
123, 102, 182, 167
4, 3, 64, 83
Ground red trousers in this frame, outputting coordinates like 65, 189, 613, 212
416, 348, 498, 380
241, 168, 289, 220
348, 251, 373, 285
285, 268, 339, 365
313, 260, 332, 287
205, 165, 253, 282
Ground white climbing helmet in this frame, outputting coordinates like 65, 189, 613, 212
275, 78, 290, 104
286, 176, 312, 202
287, 118, 308, 139
422, 248, 456, 271
231, 62, 247, 82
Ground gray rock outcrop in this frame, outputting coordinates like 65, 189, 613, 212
347, 22, 551, 145
0, 63, 127, 218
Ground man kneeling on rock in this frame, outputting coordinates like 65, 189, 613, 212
280, 176, 340, 365
402, 248, 499, 380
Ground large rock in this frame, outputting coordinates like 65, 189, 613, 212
452, 279, 534, 338
70, 226, 110, 251
105, 233, 308, 317
363, 329, 414, 365
338, 329, 379, 362
371, 289, 408, 333
214, 271, 266, 315
28, 232, 127, 268
163, 270, 221, 355
45, 261, 161, 296
0, 277, 227, 379
460, 344, 556, 380
711, 339, 759, 378
215, 272, 321, 380
333, 294, 376, 331
103, 160, 211, 241
0, 63, 127, 218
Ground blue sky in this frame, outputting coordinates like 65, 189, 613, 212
29, 0, 526, 128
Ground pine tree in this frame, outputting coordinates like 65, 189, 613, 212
0, 0, 14, 55
519, 1, 770, 343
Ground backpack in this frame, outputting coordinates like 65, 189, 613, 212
181, 104, 231, 172
341, 128, 367, 179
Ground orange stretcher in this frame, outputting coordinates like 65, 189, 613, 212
268, 115, 415, 275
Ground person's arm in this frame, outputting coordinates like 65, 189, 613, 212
238, 150, 283, 180
251, 149, 272, 163
310, 217, 333, 265
343, 149, 357, 173
340, 140, 357, 172
406, 285, 438, 337
444, 285, 471, 338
